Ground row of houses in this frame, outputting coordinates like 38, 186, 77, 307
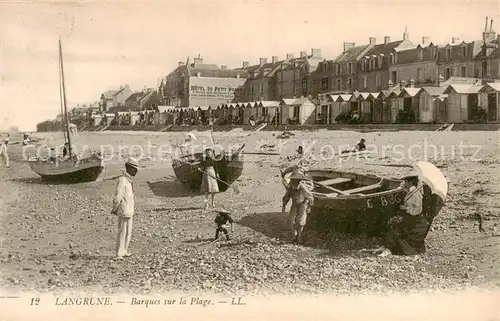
56, 18, 500, 128
158, 18, 500, 119
90, 82, 499, 127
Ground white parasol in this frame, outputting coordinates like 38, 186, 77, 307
413, 161, 448, 200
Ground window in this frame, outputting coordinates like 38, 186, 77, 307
348, 63, 353, 74
446, 49, 452, 60
445, 68, 451, 79
417, 68, 422, 81
462, 47, 467, 57
391, 71, 397, 84
336, 79, 341, 90
321, 78, 329, 90
292, 85, 296, 96
259, 83, 264, 93
348, 78, 352, 89
335, 64, 340, 75
251, 84, 255, 94
301, 79, 307, 91
461, 66, 466, 77
363, 76, 368, 88
418, 49, 423, 61
482, 61, 488, 76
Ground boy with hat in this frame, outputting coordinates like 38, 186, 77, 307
282, 172, 314, 244
111, 157, 139, 259
214, 208, 234, 241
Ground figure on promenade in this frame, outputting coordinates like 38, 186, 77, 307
0, 135, 10, 168
111, 157, 139, 260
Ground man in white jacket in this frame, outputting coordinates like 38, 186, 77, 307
111, 157, 139, 259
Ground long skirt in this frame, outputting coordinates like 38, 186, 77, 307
386, 214, 429, 255
200, 166, 219, 193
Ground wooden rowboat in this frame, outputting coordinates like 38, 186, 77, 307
172, 151, 244, 193
28, 154, 104, 183
282, 169, 406, 235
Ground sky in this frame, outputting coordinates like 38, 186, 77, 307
1, 0, 499, 131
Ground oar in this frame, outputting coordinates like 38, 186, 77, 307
175, 156, 240, 194
196, 167, 240, 194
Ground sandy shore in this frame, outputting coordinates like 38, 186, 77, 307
1, 129, 499, 298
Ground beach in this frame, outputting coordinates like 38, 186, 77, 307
1, 129, 499, 296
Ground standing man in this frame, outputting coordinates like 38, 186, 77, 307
282, 172, 314, 244
0, 135, 10, 168
111, 157, 139, 260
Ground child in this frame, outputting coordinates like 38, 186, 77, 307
214, 209, 234, 241
282, 172, 314, 244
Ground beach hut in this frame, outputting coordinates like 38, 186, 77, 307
415, 87, 446, 123
478, 83, 500, 123
399, 87, 421, 123
279, 97, 316, 125
443, 84, 482, 123
385, 90, 402, 123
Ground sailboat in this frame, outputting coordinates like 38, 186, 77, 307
28, 37, 104, 183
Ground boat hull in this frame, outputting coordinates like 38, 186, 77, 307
282, 168, 406, 235
28, 155, 104, 183
172, 153, 244, 193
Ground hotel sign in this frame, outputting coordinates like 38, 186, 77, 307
190, 85, 243, 99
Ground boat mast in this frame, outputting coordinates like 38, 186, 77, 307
58, 42, 67, 143
59, 36, 72, 158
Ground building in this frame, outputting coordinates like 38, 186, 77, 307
358, 29, 415, 92
437, 38, 484, 81
100, 85, 134, 112
474, 17, 500, 82
159, 55, 248, 107
388, 37, 439, 88
326, 40, 374, 94
238, 57, 282, 102
236, 48, 323, 102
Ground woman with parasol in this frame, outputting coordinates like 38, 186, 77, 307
380, 161, 447, 256
199, 147, 219, 210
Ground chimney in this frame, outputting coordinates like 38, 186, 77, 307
193, 55, 203, 65
403, 26, 409, 40
300, 51, 307, 58
491, 19, 494, 31
286, 53, 294, 60
384, 36, 391, 44
259, 58, 267, 66
343, 42, 355, 53
485, 16, 489, 32
242, 61, 249, 68
272, 56, 279, 63
311, 48, 322, 58
452, 37, 460, 44
220, 65, 227, 70
369, 37, 376, 45
178, 61, 185, 67
422, 37, 430, 45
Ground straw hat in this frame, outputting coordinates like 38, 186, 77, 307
125, 157, 139, 168
185, 132, 196, 142
216, 208, 230, 214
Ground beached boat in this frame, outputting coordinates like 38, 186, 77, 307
282, 169, 406, 235
28, 37, 104, 183
172, 151, 244, 193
